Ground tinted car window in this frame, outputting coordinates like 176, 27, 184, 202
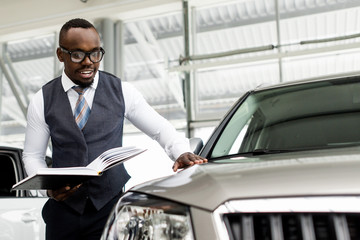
211, 77, 360, 158
0, 154, 17, 196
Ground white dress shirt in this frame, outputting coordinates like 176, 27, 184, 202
23, 71, 191, 178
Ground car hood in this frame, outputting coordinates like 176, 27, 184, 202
131, 146, 360, 211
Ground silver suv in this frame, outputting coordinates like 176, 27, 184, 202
101, 74, 360, 240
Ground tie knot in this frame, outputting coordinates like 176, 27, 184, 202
73, 86, 87, 95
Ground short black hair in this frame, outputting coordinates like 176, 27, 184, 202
59, 18, 98, 45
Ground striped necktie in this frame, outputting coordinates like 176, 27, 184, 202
73, 86, 91, 130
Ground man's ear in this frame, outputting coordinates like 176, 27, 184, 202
56, 48, 64, 62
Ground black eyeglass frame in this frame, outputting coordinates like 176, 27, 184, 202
59, 46, 105, 63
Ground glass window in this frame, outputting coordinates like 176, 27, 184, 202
0, 154, 16, 197
189, 0, 360, 121
123, 13, 186, 123
195, 60, 279, 119
194, 1, 278, 57
282, 49, 360, 82
211, 76, 360, 158
279, 0, 360, 82
192, 1, 278, 119
279, 1, 360, 52
1, 34, 56, 146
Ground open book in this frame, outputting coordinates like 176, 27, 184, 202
12, 146, 146, 190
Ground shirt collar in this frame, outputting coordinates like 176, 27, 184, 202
61, 70, 99, 92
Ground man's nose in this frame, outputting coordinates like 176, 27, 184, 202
81, 54, 92, 64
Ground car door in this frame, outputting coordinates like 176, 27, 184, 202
0, 147, 47, 240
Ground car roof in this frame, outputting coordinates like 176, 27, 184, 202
253, 71, 360, 92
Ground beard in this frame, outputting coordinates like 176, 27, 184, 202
64, 66, 97, 89
71, 77, 94, 88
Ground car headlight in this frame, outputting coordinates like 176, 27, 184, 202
101, 192, 194, 240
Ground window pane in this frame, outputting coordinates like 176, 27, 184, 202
123, 12, 186, 124
192, 1, 278, 120
282, 49, 360, 82
194, 0, 278, 61
279, 1, 360, 81
195, 60, 279, 118
1, 34, 55, 146
279, 1, 360, 51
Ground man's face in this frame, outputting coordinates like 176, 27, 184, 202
57, 27, 101, 87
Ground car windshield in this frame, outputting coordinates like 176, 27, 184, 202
210, 76, 360, 158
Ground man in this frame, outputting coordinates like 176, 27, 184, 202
22, 18, 207, 240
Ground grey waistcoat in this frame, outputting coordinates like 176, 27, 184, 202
43, 71, 130, 214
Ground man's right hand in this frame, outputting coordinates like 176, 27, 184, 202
47, 184, 82, 201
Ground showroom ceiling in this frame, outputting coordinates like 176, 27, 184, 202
2, 0, 360, 145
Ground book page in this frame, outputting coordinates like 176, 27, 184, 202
36, 166, 99, 176
86, 146, 146, 173
12, 146, 146, 190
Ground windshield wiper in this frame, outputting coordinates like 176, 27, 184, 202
241, 149, 293, 156
208, 149, 296, 161
211, 144, 360, 161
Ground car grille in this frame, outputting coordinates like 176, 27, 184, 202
214, 197, 360, 240
223, 213, 360, 240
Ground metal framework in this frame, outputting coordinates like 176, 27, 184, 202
1, 0, 360, 145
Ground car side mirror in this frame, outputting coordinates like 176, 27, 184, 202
190, 137, 204, 155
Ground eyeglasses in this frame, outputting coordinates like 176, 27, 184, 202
60, 46, 105, 63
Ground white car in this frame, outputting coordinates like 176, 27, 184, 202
0, 146, 47, 240
101, 74, 360, 240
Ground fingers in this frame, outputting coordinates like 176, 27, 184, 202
48, 184, 82, 201
172, 153, 193, 172
187, 153, 208, 164
172, 161, 180, 172
172, 152, 208, 172
183, 152, 208, 165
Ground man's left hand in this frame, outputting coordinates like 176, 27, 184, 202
172, 152, 208, 172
